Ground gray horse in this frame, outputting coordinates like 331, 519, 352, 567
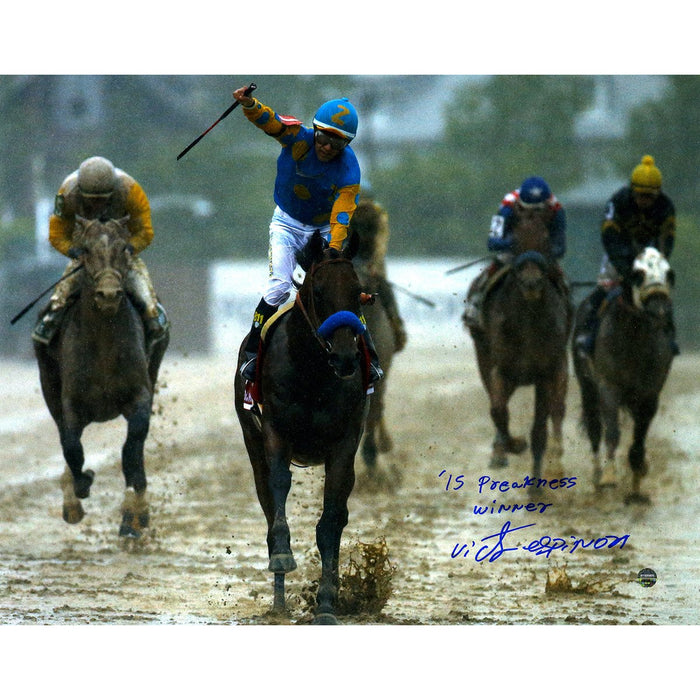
572, 247, 675, 504
34, 216, 169, 536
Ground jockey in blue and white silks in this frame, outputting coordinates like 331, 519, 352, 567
463, 176, 567, 329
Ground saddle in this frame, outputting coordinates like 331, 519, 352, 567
244, 296, 372, 410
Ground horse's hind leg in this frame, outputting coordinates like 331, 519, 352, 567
119, 401, 151, 537
625, 398, 657, 505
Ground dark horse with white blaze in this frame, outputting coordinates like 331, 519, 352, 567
467, 216, 572, 482
572, 247, 675, 504
34, 216, 169, 537
234, 230, 370, 624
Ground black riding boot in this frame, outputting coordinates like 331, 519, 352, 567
32, 305, 67, 345
363, 327, 384, 384
574, 286, 606, 358
240, 298, 278, 382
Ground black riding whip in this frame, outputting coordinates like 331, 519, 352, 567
9, 263, 84, 325
388, 281, 435, 308
177, 82, 257, 160
445, 255, 493, 275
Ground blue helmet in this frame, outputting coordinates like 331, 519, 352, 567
519, 176, 551, 208
313, 97, 358, 140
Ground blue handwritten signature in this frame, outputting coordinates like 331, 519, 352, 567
451, 520, 630, 563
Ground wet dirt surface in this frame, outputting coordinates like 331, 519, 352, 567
1, 339, 698, 627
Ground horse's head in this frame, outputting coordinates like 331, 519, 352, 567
512, 207, 553, 258
73, 215, 132, 316
629, 247, 674, 323
298, 230, 366, 378
512, 250, 549, 301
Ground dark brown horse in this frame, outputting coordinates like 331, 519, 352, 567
572, 247, 675, 504
34, 216, 169, 537
350, 199, 399, 479
234, 230, 370, 624
467, 215, 572, 482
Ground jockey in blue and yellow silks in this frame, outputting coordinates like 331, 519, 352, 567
231, 85, 382, 384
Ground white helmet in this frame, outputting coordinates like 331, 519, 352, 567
77, 156, 116, 197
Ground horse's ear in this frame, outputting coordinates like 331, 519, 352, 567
116, 215, 131, 239
296, 230, 326, 271
343, 228, 360, 261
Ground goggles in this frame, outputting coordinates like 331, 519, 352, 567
314, 129, 350, 151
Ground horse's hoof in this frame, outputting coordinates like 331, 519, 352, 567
507, 437, 528, 454
624, 493, 651, 506
119, 511, 145, 538
269, 553, 297, 573
313, 612, 339, 625
63, 503, 85, 524
119, 525, 142, 538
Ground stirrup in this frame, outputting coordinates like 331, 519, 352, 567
240, 355, 257, 382
369, 362, 384, 384
32, 314, 59, 345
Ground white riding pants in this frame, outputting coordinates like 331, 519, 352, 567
263, 206, 331, 306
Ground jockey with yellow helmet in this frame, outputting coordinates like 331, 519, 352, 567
32, 156, 168, 348
574, 154, 678, 357
231, 85, 383, 384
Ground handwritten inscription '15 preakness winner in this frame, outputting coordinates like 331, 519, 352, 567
438, 471, 631, 563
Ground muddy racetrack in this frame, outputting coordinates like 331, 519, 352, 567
1, 335, 699, 628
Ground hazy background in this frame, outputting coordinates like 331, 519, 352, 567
1, 74, 697, 355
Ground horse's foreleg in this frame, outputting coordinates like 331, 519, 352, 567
530, 382, 549, 483
489, 371, 525, 469
261, 427, 296, 615
625, 398, 657, 505
59, 418, 94, 523
315, 453, 356, 624
119, 403, 151, 537
598, 383, 620, 488
361, 396, 379, 474
544, 366, 567, 479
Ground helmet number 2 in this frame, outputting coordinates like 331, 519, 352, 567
332, 104, 350, 127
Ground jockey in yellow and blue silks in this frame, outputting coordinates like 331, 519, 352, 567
231, 86, 382, 384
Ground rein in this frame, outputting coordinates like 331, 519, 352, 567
295, 257, 363, 354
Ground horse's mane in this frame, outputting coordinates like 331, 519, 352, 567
349, 199, 390, 277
